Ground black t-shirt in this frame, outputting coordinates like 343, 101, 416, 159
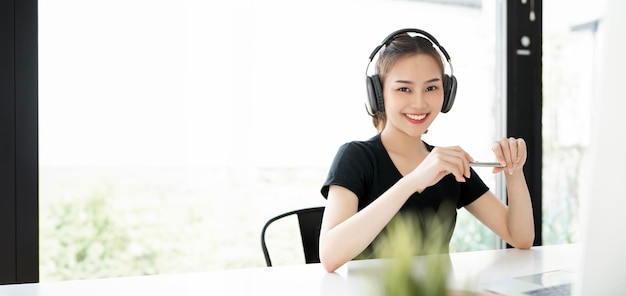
320, 134, 489, 258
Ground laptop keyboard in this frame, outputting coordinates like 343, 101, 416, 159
523, 283, 572, 296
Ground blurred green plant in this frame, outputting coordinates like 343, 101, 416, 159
372, 204, 474, 296
40, 190, 159, 280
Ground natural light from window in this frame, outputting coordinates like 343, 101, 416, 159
39, 0, 500, 281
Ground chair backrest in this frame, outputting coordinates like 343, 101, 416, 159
260, 206, 325, 267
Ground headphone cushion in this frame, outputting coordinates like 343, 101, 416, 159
442, 74, 457, 113
366, 75, 385, 114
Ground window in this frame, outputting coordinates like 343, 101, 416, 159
39, 0, 501, 280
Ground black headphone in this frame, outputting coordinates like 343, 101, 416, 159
365, 28, 458, 115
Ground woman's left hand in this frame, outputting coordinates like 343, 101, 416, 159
491, 137, 527, 175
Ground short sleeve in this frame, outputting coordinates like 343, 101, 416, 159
457, 167, 490, 208
320, 142, 373, 199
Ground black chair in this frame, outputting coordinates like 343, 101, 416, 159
260, 206, 325, 267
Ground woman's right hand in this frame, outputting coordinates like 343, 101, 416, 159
408, 146, 474, 192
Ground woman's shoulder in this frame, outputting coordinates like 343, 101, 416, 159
331, 135, 385, 163
338, 134, 383, 152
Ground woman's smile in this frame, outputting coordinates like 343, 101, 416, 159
405, 113, 428, 123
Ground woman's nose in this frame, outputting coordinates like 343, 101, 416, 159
409, 92, 427, 108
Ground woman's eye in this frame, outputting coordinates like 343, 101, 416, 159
425, 86, 438, 92
398, 87, 411, 93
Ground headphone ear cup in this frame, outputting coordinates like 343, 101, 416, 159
442, 74, 457, 113
366, 75, 385, 114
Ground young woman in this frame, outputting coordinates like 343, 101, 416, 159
318, 29, 534, 273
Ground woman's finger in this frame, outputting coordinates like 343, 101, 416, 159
508, 137, 518, 171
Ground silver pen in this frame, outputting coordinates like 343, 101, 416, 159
469, 162, 506, 168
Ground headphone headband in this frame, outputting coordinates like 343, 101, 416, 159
367, 28, 452, 63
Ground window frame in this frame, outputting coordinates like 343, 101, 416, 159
0, 0, 39, 284
507, 0, 543, 246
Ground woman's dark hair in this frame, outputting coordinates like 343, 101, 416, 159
372, 33, 445, 132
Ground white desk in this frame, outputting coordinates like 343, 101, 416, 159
0, 244, 579, 296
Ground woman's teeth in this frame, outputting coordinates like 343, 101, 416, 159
406, 114, 426, 120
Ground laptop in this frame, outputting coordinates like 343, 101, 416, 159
483, 1, 626, 294
481, 269, 576, 295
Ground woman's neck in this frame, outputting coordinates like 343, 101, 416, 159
379, 128, 429, 157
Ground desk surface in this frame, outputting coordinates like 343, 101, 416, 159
0, 244, 580, 296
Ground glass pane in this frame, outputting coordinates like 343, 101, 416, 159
542, 0, 606, 245
39, 0, 498, 280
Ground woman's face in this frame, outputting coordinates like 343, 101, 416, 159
382, 53, 444, 137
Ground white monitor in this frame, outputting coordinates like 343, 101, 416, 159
576, 0, 626, 294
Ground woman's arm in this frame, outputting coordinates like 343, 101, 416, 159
465, 137, 535, 249
465, 182, 534, 249
319, 178, 416, 273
